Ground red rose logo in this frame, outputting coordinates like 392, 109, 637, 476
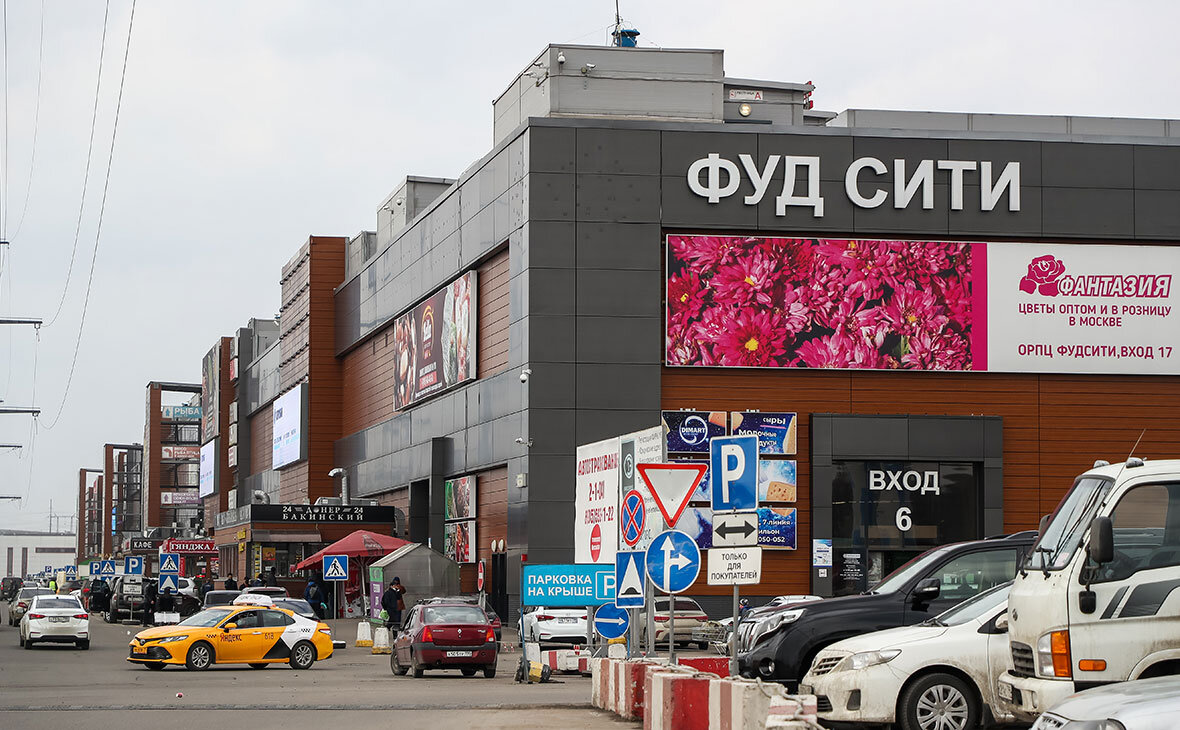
1019, 255, 1066, 296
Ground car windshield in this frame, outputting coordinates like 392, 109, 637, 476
1026, 477, 1113, 572
422, 606, 486, 624
19, 588, 52, 598
933, 582, 1012, 626
179, 608, 233, 627
34, 597, 83, 610
868, 548, 948, 595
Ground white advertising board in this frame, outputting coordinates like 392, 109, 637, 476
575, 436, 620, 564
987, 242, 1180, 374
272, 384, 304, 469
198, 440, 216, 497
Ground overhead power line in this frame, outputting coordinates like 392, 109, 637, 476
41, 0, 135, 430
44, 0, 110, 329
11, 0, 46, 241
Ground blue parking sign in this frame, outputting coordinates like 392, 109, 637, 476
124, 556, 144, 575
710, 435, 759, 512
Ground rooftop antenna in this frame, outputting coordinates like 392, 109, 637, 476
611, 0, 640, 47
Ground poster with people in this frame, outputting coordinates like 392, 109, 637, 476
392, 271, 478, 410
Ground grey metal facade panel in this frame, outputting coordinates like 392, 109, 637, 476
524, 173, 576, 221
575, 269, 664, 317
907, 417, 987, 460
1041, 142, 1134, 189
524, 362, 575, 409
528, 267, 576, 316
950, 185, 1043, 238
758, 133, 856, 182
946, 139, 1043, 187
1042, 187, 1135, 238
576, 128, 662, 175
574, 410, 662, 450
527, 126, 576, 174
576, 316, 663, 364
575, 174, 661, 223
575, 223, 662, 271
1134, 190, 1180, 239
526, 408, 575, 456
527, 315, 576, 362
662, 175, 758, 229
520, 221, 576, 270
662, 130, 757, 177
830, 416, 909, 459
1134, 145, 1180, 190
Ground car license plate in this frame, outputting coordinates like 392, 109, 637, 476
799, 684, 812, 695
445, 651, 472, 658
49, 616, 68, 623
133, 646, 147, 654
557, 618, 577, 624
997, 681, 1013, 702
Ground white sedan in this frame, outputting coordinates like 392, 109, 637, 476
20, 594, 90, 650
801, 582, 1014, 730
519, 606, 588, 644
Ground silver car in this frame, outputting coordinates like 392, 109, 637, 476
1032, 676, 1180, 730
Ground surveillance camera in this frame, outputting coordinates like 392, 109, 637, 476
515, 437, 525, 444
581, 63, 596, 75
519, 368, 532, 383
557, 52, 566, 65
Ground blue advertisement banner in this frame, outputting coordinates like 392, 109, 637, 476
674, 506, 713, 550
757, 507, 797, 549
662, 410, 727, 453
758, 459, 797, 502
521, 564, 616, 607
731, 412, 797, 455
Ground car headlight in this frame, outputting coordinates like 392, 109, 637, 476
156, 635, 189, 643
843, 649, 901, 671
751, 609, 806, 645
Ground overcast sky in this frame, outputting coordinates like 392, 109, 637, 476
1, 0, 1178, 533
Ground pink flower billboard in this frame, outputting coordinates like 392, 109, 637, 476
666, 235, 980, 371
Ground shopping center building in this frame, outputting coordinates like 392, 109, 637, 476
322, 43, 1180, 614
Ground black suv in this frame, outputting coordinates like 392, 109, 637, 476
737, 531, 1036, 687
0, 576, 22, 601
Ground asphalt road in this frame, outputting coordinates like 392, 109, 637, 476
0, 605, 635, 729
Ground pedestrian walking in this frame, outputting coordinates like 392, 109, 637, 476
305, 581, 326, 620
251, 573, 265, 587
141, 581, 158, 626
199, 579, 213, 601
223, 575, 238, 591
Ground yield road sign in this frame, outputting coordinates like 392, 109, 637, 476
620, 489, 646, 547
98, 560, 116, 577
638, 462, 708, 528
594, 603, 630, 640
323, 554, 349, 581
158, 573, 181, 592
158, 553, 180, 573
712, 512, 759, 548
615, 550, 645, 608
645, 530, 701, 595
707, 546, 763, 586
710, 435, 759, 512
124, 556, 145, 575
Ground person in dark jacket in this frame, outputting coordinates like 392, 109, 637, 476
157, 587, 176, 613
265, 568, 278, 587
381, 577, 406, 628
305, 581, 326, 620
141, 581, 158, 626
223, 575, 238, 591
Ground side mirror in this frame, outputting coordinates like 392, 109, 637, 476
223, 623, 237, 632
912, 577, 941, 604
1088, 516, 1114, 565
994, 613, 1009, 633
1038, 514, 1051, 538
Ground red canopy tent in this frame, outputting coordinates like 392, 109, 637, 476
296, 530, 411, 618
295, 529, 410, 570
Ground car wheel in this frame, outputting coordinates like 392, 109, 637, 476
697, 642, 709, 651
185, 641, 214, 671
411, 653, 424, 678
249, 663, 268, 669
391, 651, 409, 676
461, 667, 477, 677
483, 663, 497, 679
24, 638, 34, 650
289, 641, 316, 670
19, 634, 24, 647
77, 640, 90, 650
899, 672, 978, 730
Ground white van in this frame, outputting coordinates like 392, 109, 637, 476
1001, 457, 1180, 721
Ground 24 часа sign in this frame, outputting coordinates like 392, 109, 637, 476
665, 235, 1179, 375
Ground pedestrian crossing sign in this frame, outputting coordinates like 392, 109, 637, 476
158, 573, 180, 592
158, 553, 180, 573
323, 554, 348, 581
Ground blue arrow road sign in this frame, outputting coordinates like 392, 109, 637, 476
158, 573, 180, 592
158, 553, 181, 573
710, 434, 759, 512
124, 556, 144, 575
98, 560, 116, 577
615, 550, 645, 608
323, 554, 349, 581
645, 530, 701, 594
594, 603, 630, 640
521, 564, 616, 607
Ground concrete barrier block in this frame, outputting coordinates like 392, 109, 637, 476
354, 621, 373, 647
608, 643, 627, 659
679, 656, 730, 677
590, 657, 611, 709
370, 627, 392, 654
765, 694, 818, 728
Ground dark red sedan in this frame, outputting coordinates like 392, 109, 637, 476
391, 601, 498, 678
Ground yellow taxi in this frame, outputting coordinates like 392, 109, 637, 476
127, 594, 334, 671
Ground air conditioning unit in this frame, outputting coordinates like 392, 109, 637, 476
314, 497, 343, 506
